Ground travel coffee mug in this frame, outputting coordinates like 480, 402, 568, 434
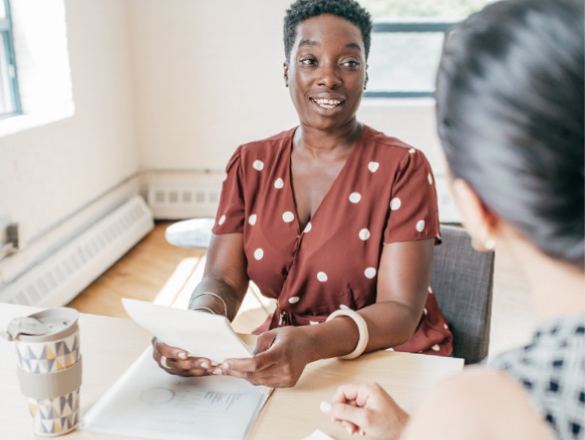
2, 307, 82, 436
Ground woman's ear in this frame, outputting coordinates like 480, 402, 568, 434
450, 178, 497, 251
283, 62, 289, 87
364, 70, 368, 90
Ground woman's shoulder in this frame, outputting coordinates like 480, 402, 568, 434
362, 124, 429, 163
237, 127, 296, 158
402, 366, 552, 440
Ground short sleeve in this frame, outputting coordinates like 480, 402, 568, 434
384, 149, 441, 244
212, 146, 245, 234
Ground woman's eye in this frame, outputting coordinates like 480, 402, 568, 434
300, 58, 317, 65
342, 60, 360, 68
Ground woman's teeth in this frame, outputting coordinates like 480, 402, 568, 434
311, 98, 342, 109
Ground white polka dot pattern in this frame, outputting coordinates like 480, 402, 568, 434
288, 296, 299, 304
431, 344, 440, 351
254, 248, 264, 260
282, 211, 295, 223
358, 228, 370, 241
218, 215, 226, 226
274, 178, 284, 189
409, 148, 416, 154
364, 267, 376, 279
428, 173, 433, 185
349, 192, 362, 204
309, 320, 319, 325
390, 198, 401, 210
423, 308, 428, 315
304, 222, 312, 233
368, 161, 379, 173
416, 220, 426, 232
317, 272, 328, 282
248, 214, 257, 225
252, 160, 264, 171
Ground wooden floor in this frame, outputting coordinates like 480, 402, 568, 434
68, 222, 206, 318
68, 221, 535, 359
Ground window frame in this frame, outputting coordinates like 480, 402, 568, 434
364, 20, 456, 99
0, 0, 21, 119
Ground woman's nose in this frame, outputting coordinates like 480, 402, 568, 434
317, 64, 342, 88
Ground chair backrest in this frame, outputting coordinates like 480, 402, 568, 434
431, 224, 495, 364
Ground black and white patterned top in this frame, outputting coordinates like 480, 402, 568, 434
491, 314, 585, 440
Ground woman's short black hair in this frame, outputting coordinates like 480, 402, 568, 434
284, 0, 373, 62
436, 0, 584, 268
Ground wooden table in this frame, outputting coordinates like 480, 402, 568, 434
0, 304, 463, 440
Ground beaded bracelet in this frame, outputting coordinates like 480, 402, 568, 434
326, 306, 369, 360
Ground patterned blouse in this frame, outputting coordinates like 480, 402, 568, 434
491, 314, 585, 440
212, 125, 453, 355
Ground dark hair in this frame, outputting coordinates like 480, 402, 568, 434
436, 0, 584, 268
284, 0, 373, 62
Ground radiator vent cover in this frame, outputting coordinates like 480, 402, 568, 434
0, 196, 154, 307
147, 175, 223, 219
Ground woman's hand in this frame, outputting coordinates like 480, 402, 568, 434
320, 383, 409, 439
151, 337, 215, 377
219, 326, 314, 388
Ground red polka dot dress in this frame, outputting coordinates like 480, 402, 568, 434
213, 125, 453, 355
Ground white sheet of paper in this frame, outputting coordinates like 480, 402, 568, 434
122, 298, 252, 363
80, 347, 270, 440
302, 430, 336, 440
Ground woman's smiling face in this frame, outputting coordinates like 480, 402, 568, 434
285, 14, 367, 132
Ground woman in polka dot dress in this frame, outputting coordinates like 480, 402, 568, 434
321, 1, 585, 439
152, 0, 452, 388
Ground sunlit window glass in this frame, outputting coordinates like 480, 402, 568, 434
0, 0, 20, 118
360, 0, 490, 98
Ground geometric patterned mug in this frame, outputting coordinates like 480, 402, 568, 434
2, 308, 82, 436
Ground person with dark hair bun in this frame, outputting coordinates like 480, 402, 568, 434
151, 0, 453, 388
321, 0, 585, 438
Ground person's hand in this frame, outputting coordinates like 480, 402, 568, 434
320, 383, 409, 439
151, 337, 216, 377
218, 326, 313, 387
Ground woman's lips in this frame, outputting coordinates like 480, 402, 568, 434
309, 97, 344, 109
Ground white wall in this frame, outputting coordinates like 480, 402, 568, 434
0, 0, 450, 286
128, 0, 297, 171
0, 0, 138, 279
127, 0, 443, 174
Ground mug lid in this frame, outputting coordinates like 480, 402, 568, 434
2, 307, 79, 342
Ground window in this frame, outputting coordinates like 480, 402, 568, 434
361, 0, 489, 98
0, 0, 20, 118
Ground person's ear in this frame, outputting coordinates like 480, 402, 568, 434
283, 62, 289, 88
364, 69, 368, 90
450, 178, 497, 251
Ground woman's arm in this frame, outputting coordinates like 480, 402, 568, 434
323, 368, 551, 440
188, 233, 250, 320
302, 238, 434, 360
220, 238, 433, 387
152, 232, 250, 375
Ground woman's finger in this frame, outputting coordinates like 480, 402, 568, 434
320, 400, 369, 429
152, 337, 189, 360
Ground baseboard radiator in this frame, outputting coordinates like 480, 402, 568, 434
0, 196, 154, 307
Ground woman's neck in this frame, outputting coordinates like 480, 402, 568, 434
506, 233, 585, 321
295, 120, 362, 157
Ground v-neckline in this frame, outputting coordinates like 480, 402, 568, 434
286, 125, 367, 234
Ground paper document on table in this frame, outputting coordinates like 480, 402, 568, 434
122, 298, 252, 364
302, 430, 336, 440
80, 347, 271, 440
